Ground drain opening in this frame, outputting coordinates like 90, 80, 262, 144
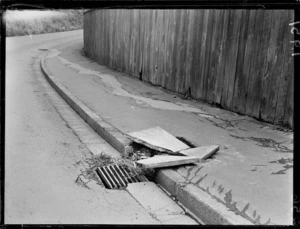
96, 164, 148, 189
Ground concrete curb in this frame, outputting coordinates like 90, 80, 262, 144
40, 53, 132, 156
40, 53, 253, 225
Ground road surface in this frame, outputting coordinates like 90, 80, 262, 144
5, 30, 162, 224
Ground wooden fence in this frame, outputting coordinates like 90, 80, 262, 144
84, 9, 294, 128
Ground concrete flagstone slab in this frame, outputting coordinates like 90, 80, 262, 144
128, 126, 190, 154
136, 155, 201, 169
126, 182, 198, 224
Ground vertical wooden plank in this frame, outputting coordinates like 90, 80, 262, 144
127, 10, 132, 74
259, 10, 282, 122
94, 10, 98, 61
155, 9, 160, 85
219, 9, 233, 107
257, 10, 273, 121
213, 10, 229, 105
100, 10, 104, 63
118, 9, 122, 70
222, 10, 242, 110
141, 9, 145, 78
165, 10, 174, 89
245, 10, 261, 116
134, 9, 140, 78
142, 9, 148, 81
143, 10, 150, 82
179, 9, 189, 93
124, 10, 128, 73
206, 9, 218, 103
274, 10, 294, 125
152, 10, 159, 85
111, 10, 115, 68
251, 10, 272, 119
148, 10, 153, 83
190, 10, 205, 99
104, 10, 108, 65
133, 10, 139, 78
185, 10, 195, 94
129, 10, 133, 75
196, 9, 209, 99
124, 10, 128, 72
162, 9, 170, 88
156, 10, 164, 86
174, 10, 184, 92
180, 8, 188, 93
90, 11, 94, 59
231, 10, 251, 114
203, 9, 217, 103
139, 9, 145, 80
283, 10, 294, 128
151, 10, 157, 84
284, 55, 294, 128
166, 9, 174, 89
148, 9, 152, 81
210, 10, 225, 104
169, 10, 179, 91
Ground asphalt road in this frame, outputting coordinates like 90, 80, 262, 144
4, 30, 161, 224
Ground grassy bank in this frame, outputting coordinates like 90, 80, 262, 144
5, 10, 83, 37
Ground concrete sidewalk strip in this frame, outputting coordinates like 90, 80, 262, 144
136, 155, 201, 169
179, 145, 220, 160
126, 182, 198, 225
40, 52, 255, 225
128, 126, 190, 155
41, 54, 132, 156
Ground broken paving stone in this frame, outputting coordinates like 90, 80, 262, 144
128, 126, 190, 155
179, 145, 220, 160
136, 155, 201, 169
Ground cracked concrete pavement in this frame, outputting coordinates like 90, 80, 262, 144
43, 30, 293, 225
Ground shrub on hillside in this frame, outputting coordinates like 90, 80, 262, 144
6, 10, 84, 37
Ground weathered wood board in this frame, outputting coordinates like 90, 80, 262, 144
136, 155, 201, 169
128, 126, 190, 154
179, 145, 219, 160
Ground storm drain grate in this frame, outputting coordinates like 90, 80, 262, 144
96, 164, 148, 189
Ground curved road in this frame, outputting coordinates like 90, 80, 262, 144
5, 30, 160, 224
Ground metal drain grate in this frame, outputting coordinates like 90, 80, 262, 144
96, 164, 148, 189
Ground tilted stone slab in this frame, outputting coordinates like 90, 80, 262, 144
128, 126, 190, 155
136, 155, 201, 169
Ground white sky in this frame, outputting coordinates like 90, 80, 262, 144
4, 10, 64, 22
